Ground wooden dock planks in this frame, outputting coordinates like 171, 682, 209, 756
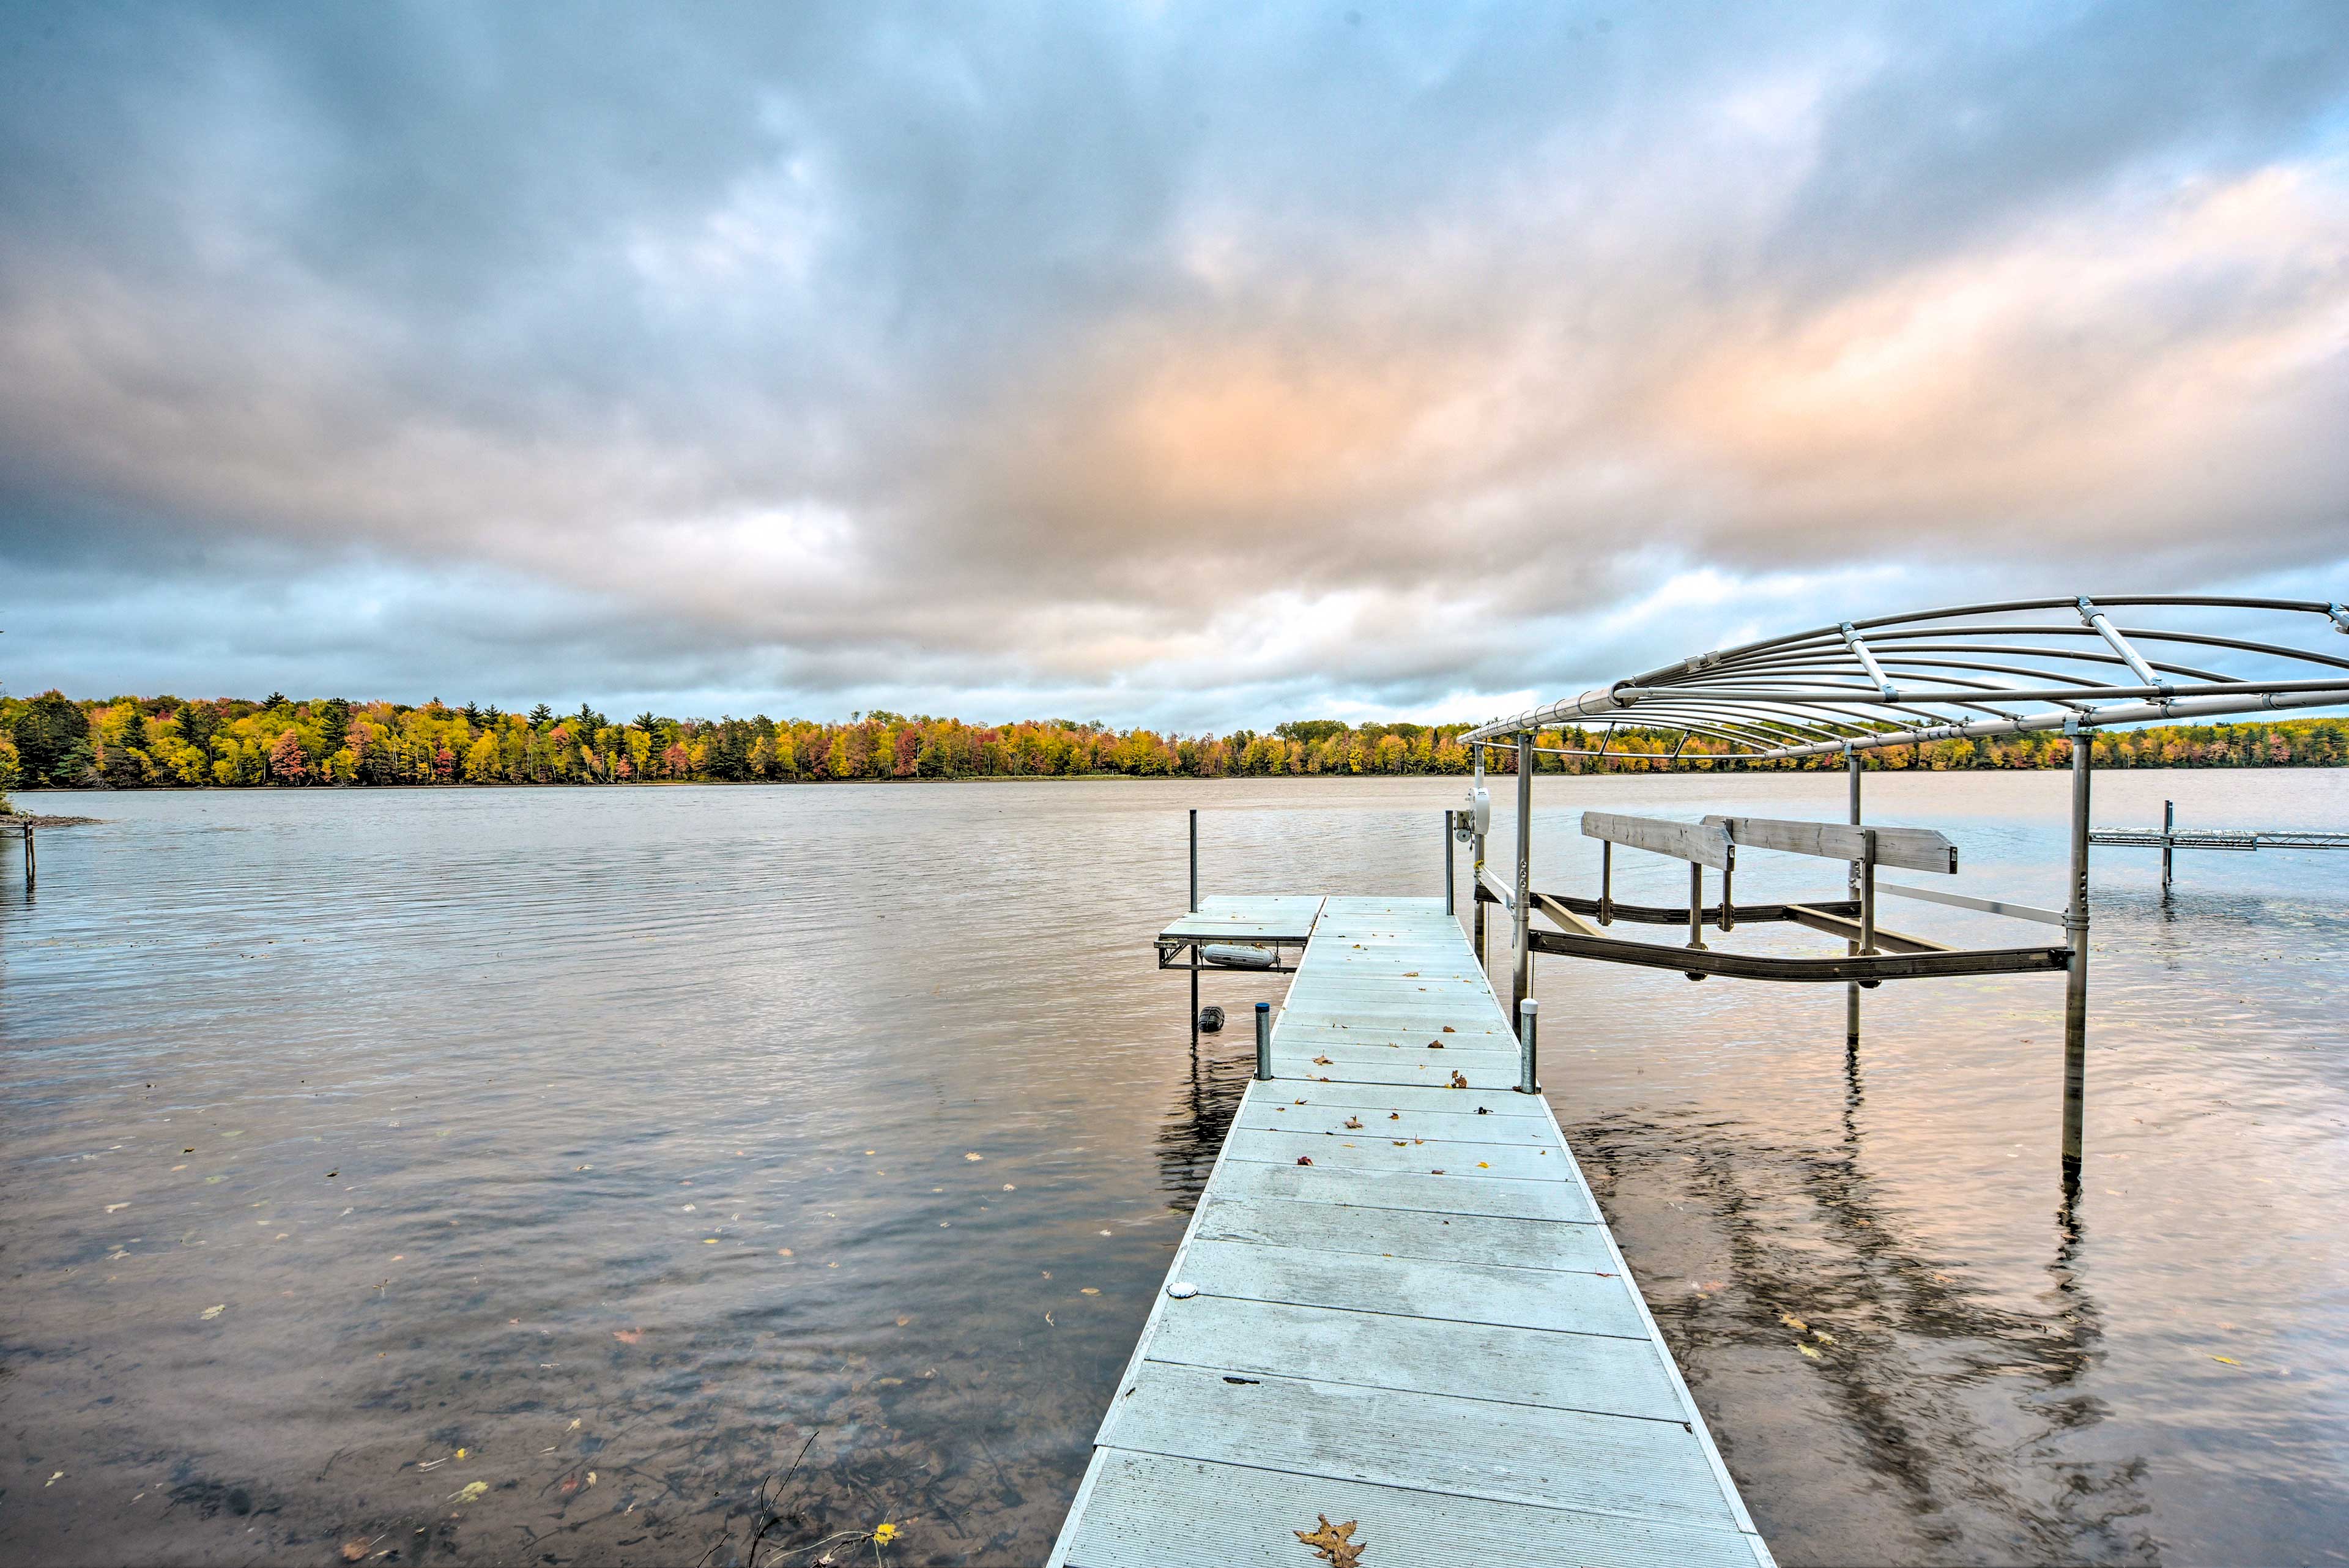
1051, 896, 1770, 1567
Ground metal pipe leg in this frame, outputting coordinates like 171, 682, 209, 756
1512, 734, 1534, 1032
1444, 811, 1456, 918
1516, 998, 1540, 1094
1254, 1001, 1272, 1082
2063, 730, 2093, 1173
2161, 798, 2174, 899
1473, 747, 1488, 969
1189, 809, 1201, 1042
1847, 751, 1863, 1044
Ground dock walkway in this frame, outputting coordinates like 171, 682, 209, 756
1049, 895, 1769, 1567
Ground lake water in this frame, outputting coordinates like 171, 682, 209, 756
4, 771, 2347, 1566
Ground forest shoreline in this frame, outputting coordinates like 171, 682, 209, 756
7, 689, 2347, 792
9, 756, 2342, 801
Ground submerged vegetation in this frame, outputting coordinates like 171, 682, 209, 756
2, 689, 2345, 789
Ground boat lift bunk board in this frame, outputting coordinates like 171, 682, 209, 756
1499, 812, 2073, 984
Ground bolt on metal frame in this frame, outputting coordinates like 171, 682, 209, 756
1455, 596, 2349, 1181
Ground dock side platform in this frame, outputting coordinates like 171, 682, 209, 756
1050, 895, 1770, 1567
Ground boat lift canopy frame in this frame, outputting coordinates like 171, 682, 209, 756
1449, 595, 2349, 1179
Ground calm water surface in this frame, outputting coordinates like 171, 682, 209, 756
4, 773, 2347, 1566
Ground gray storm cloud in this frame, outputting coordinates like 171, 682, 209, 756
2, 1, 2346, 725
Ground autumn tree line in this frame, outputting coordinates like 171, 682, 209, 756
2, 689, 2346, 794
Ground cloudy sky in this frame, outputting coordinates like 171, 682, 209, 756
3, 2, 2346, 728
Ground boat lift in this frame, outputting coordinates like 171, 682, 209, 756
1457, 595, 2349, 1180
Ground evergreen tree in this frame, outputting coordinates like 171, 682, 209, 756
12, 691, 89, 783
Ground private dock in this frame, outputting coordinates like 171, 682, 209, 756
1048, 894, 1770, 1567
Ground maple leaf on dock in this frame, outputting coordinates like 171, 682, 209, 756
1294, 1514, 1366, 1566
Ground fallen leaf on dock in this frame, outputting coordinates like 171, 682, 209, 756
1387, 1112, 1399, 1120
1449, 1072, 1468, 1088
1441, 1025, 1456, 1033
1430, 1168, 1445, 1175
1402, 972, 1419, 977
1475, 1162, 1490, 1169
1474, 1105, 1490, 1115
1313, 1056, 1332, 1065
1427, 1041, 1442, 1049
1342, 1118, 1363, 1129
1296, 1156, 1313, 1166
1294, 1514, 1365, 1567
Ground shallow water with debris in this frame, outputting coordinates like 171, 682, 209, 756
3, 772, 2345, 1565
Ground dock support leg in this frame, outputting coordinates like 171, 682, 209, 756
1189, 810, 1199, 1043
2063, 729, 2093, 1179
1472, 746, 1488, 970
1512, 734, 1534, 1035
2161, 798, 2174, 900
1516, 998, 1540, 1094
1444, 811, 1455, 918
1254, 1001, 1272, 1082
1846, 751, 1862, 1045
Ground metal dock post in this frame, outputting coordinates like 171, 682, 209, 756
1516, 997, 1539, 1094
2063, 724, 2093, 1176
1471, 746, 1488, 968
1443, 810, 1455, 917
1511, 732, 1533, 1033
1189, 809, 1200, 1043
2162, 798, 2174, 898
1846, 750, 1861, 1044
1253, 1001, 1272, 1081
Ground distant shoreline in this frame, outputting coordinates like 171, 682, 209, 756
9, 693, 2343, 791
10, 757, 2342, 800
